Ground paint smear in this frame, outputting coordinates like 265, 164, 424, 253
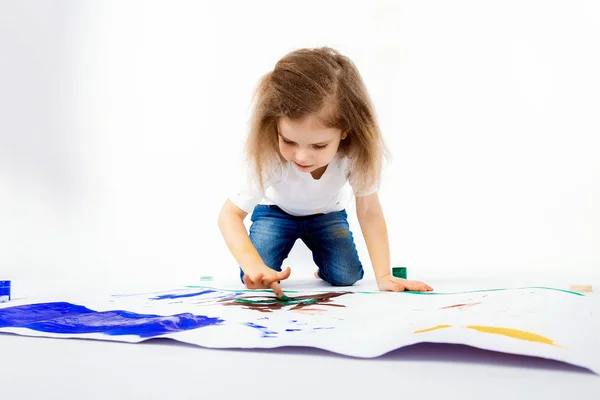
333, 229, 349, 238
151, 290, 216, 300
294, 308, 327, 315
466, 325, 566, 348
0, 302, 223, 338
244, 322, 278, 338
413, 324, 565, 348
236, 297, 317, 306
220, 292, 350, 313
413, 325, 452, 334
441, 302, 482, 310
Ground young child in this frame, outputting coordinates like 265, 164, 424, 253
218, 47, 433, 297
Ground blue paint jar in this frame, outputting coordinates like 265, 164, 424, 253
0, 280, 11, 303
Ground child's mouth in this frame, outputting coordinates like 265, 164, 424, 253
294, 162, 313, 169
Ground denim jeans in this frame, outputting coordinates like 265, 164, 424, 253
240, 205, 364, 286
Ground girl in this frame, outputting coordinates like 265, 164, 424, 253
218, 47, 433, 297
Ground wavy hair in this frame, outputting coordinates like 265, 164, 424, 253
245, 47, 388, 195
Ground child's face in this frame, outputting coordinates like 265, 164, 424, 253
277, 114, 346, 175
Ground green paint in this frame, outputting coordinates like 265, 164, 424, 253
235, 297, 319, 306
402, 286, 584, 296
186, 286, 365, 294
278, 295, 290, 302
392, 267, 407, 279
185, 285, 584, 296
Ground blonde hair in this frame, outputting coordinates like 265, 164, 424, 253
245, 47, 388, 195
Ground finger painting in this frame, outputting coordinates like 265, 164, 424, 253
0, 285, 598, 374
220, 292, 350, 312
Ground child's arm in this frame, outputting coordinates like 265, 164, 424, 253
356, 193, 433, 292
218, 200, 290, 297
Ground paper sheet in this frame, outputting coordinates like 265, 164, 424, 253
1, 285, 598, 373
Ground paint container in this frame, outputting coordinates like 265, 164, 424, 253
392, 267, 407, 280
0, 280, 11, 303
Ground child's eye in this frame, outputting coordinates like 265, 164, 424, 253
282, 138, 295, 146
313, 144, 328, 150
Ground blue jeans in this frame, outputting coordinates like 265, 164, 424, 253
240, 205, 364, 286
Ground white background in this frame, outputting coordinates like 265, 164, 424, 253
1, 0, 599, 286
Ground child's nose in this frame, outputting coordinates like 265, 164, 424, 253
295, 149, 311, 163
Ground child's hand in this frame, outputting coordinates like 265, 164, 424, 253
377, 274, 433, 292
243, 266, 291, 298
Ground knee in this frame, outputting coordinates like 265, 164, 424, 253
329, 276, 359, 287
323, 266, 363, 287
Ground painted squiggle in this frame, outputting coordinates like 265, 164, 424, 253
466, 325, 566, 348
151, 290, 216, 300
244, 322, 278, 338
413, 324, 565, 348
414, 325, 452, 334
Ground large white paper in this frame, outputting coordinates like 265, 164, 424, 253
0, 285, 598, 373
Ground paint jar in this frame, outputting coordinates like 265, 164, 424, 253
0, 280, 11, 303
392, 267, 407, 279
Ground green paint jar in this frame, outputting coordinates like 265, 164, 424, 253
392, 267, 407, 279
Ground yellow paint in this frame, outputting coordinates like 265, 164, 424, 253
466, 325, 566, 348
413, 325, 452, 334
333, 229, 349, 238
413, 324, 566, 349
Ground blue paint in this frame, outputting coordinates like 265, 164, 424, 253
0, 302, 223, 338
215, 292, 243, 299
151, 290, 216, 300
285, 329, 302, 332
312, 327, 334, 330
0, 280, 10, 303
243, 322, 278, 338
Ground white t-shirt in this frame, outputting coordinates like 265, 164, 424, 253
229, 153, 375, 217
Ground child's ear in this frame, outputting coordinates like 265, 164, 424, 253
341, 130, 348, 140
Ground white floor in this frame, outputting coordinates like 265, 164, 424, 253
1, 278, 599, 399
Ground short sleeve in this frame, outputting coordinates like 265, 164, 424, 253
353, 183, 379, 197
228, 163, 283, 213
344, 157, 380, 197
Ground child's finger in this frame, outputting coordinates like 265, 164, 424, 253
277, 266, 291, 280
242, 274, 253, 288
251, 274, 265, 288
260, 274, 278, 288
403, 282, 422, 291
400, 279, 432, 292
419, 283, 433, 291
270, 281, 285, 298
259, 267, 291, 288
244, 273, 264, 288
416, 284, 430, 292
